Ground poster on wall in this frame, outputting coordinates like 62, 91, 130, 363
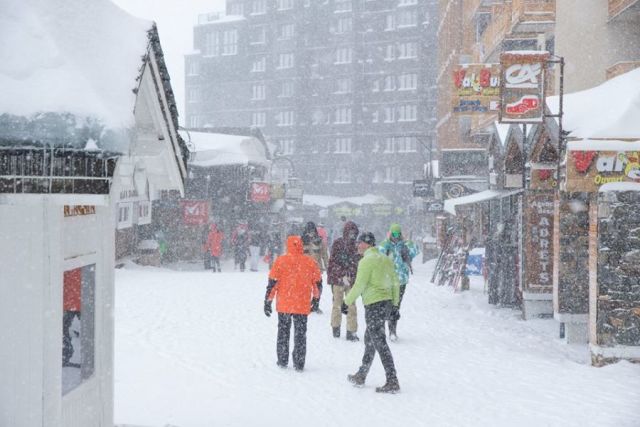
524, 193, 554, 292
451, 64, 501, 114
499, 51, 549, 123
181, 200, 209, 225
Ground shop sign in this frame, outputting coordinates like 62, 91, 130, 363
181, 200, 208, 225
64, 205, 96, 217
524, 193, 554, 292
426, 201, 444, 212
499, 51, 549, 123
249, 182, 271, 203
413, 179, 433, 198
331, 204, 363, 217
452, 64, 501, 114
566, 150, 640, 192
270, 183, 285, 200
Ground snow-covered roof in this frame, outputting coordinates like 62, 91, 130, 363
0, 0, 159, 152
197, 14, 246, 26
303, 194, 392, 208
444, 189, 522, 215
599, 182, 640, 192
547, 68, 640, 140
183, 131, 270, 168
566, 139, 640, 151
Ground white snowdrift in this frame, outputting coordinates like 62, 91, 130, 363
183, 131, 270, 168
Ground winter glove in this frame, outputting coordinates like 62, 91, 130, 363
389, 306, 400, 321
311, 298, 320, 312
264, 300, 272, 317
341, 302, 349, 315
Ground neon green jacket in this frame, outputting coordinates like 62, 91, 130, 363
344, 247, 400, 307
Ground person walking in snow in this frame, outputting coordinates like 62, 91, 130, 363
378, 223, 419, 341
204, 223, 224, 272
301, 221, 329, 314
345, 232, 401, 393
231, 223, 250, 272
327, 220, 361, 341
264, 235, 322, 371
266, 229, 283, 269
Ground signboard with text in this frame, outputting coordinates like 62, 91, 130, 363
499, 51, 549, 123
524, 193, 554, 293
452, 64, 501, 114
249, 182, 271, 203
566, 150, 640, 192
181, 200, 209, 225
413, 179, 434, 198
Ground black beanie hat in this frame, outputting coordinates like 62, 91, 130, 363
358, 231, 376, 247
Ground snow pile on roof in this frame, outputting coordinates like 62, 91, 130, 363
182, 131, 270, 168
599, 182, 640, 192
547, 68, 640, 140
444, 189, 522, 215
303, 194, 392, 208
0, 0, 151, 130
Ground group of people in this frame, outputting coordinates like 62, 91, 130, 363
202, 221, 283, 273
263, 221, 418, 394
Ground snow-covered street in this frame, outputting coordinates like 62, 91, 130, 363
114, 260, 640, 427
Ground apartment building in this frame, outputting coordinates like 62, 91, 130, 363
185, 0, 438, 204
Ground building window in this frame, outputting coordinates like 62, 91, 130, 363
397, 10, 418, 27
188, 88, 200, 103
384, 44, 395, 61
396, 136, 417, 152
229, 2, 244, 15
251, 84, 266, 100
371, 109, 379, 123
385, 14, 396, 31
189, 115, 199, 128
335, 137, 352, 153
383, 75, 396, 91
384, 137, 394, 153
335, 78, 352, 94
252, 112, 266, 127
398, 73, 417, 90
279, 138, 295, 155
398, 104, 417, 122
398, 42, 417, 59
279, 81, 294, 97
204, 31, 220, 57
335, 0, 352, 12
222, 29, 238, 55
277, 0, 294, 10
384, 165, 395, 182
384, 106, 395, 123
335, 47, 353, 64
372, 79, 380, 92
279, 23, 295, 39
250, 26, 267, 44
251, 57, 267, 72
277, 53, 295, 69
336, 17, 352, 33
62, 265, 96, 395
398, 0, 418, 5
251, 0, 267, 15
187, 59, 199, 76
335, 107, 352, 124
276, 110, 295, 126
335, 167, 351, 183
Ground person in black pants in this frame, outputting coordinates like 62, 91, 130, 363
276, 313, 308, 369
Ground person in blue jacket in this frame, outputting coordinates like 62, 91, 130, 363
378, 223, 419, 341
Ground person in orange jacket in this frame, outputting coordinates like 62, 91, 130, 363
264, 235, 322, 371
204, 223, 225, 272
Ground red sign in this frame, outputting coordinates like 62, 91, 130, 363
181, 200, 209, 225
499, 51, 550, 123
250, 182, 271, 203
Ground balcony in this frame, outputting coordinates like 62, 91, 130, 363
609, 0, 640, 19
606, 61, 640, 80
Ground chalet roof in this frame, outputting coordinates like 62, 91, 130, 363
0, 0, 187, 164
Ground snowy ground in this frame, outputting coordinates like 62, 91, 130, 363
114, 259, 640, 427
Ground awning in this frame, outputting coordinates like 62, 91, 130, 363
444, 189, 523, 215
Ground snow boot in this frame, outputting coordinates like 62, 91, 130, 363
347, 372, 366, 387
389, 332, 398, 342
375, 378, 400, 394
333, 327, 340, 338
346, 331, 359, 342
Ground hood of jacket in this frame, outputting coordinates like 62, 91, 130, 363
343, 221, 359, 240
287, 235, 304, 255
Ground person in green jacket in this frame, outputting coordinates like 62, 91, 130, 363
345, 231, 400, 393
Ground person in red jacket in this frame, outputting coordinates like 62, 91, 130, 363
264, 236, 321, 371
204, 223, 225, 272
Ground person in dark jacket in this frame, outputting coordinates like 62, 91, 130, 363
327, 221, 361, 341
301, 221, 329, 314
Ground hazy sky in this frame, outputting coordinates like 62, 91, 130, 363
113, 0, 227, 122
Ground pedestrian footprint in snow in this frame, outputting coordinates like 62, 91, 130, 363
264, 236, 322, 371
345, 232, 401, 393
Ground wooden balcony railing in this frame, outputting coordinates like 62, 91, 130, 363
609, 0, 639, 19
606, 61, 640, 80
511, 0, 555, 25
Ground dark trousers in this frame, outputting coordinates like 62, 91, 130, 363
211, 256, 221, 272
358, 300, 397, 381
277, 313, 308, 369
388, 285, 407, 335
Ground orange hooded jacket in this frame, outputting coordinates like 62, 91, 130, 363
267, 236, 321, 315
